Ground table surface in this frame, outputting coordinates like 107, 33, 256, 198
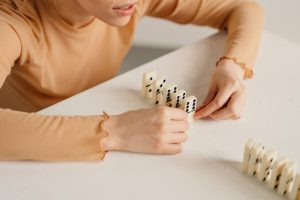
0, 31, 299, 200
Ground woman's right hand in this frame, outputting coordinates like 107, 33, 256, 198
102, 107, 189, 154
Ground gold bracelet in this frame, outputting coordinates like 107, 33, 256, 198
216, 56, 254, 79
98, 111, 111, 157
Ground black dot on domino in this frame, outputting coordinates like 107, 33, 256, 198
150, 77, 153, 81
160, 84, 163, 87
149, 89, 152, 92
163, 79, 166, 83
156, 101, 159, 104
156, 89, 159, 92
276, 175, 281, 181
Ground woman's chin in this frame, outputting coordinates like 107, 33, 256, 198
104, 16, 132, 27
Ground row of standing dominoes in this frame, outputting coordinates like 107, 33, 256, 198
142, 70, 197, 122
243, 138, 300, 199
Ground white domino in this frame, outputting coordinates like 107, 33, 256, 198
243, 138, 255, 173
141, 70, 197, 123
170, 90, 186, 108
152, 77, 167, 105
162, 84, 178, 106
257, 149, 278, 182
247, 143, 265, 176
142, 70, 157, 98
181, 96, 197, 123
242, 138, 300, 199
278, 161, 297, 195
268, 157, 289, 189
255, 144, 266, 178
288, 174, 300, 200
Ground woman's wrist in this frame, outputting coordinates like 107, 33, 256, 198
216, 59, 245, 81
101, 115, 124, 151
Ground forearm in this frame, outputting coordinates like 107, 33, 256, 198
140, 0, 264, 72
222, 1, 265, 70
0, 109, 107, 161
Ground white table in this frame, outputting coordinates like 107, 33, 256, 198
0, 31, 299, 200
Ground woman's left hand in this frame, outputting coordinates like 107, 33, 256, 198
194, 59, 247, 120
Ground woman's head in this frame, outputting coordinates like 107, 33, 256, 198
76, 0, 138, 27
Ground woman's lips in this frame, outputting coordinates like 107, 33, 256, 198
113, 2, 137, 16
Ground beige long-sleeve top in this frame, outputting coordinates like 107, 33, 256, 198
0, 0, 264, 161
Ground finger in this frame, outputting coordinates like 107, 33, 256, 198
163, 133, 188, 144
199, 84, 217, 108
195, 86, 234, 119
226, 88, 246, 119
195, 90, 217, 113
161, 107, 188, 121
210, 107, 233, 120
160, 144, 183, 154
211, 89, 245, 120
166, 121, 189, 133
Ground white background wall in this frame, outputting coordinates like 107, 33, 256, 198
133, 0, 300, 48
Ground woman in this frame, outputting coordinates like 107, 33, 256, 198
0, 0, 264, 161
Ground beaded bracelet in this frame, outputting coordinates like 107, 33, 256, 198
216, 56, 254, 79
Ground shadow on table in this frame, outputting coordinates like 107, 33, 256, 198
167, 155, 283, 200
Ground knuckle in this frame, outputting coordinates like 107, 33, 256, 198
224, 80, 239, 89
228, 106, 235, 114
228, 105, 238, 115
228, 106, 241, 119
178, 121, 189, 131
153, 137, 163, 149
182, 134, 189, 143
155, 144, 165, 154
156, 123, 168, 133
233, 114, 241, 120
174, 145, 183, 154
157, 107, 168, 118
159, 134, 168, 144
184, 121, 190, 131
214, 99, 223, 108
